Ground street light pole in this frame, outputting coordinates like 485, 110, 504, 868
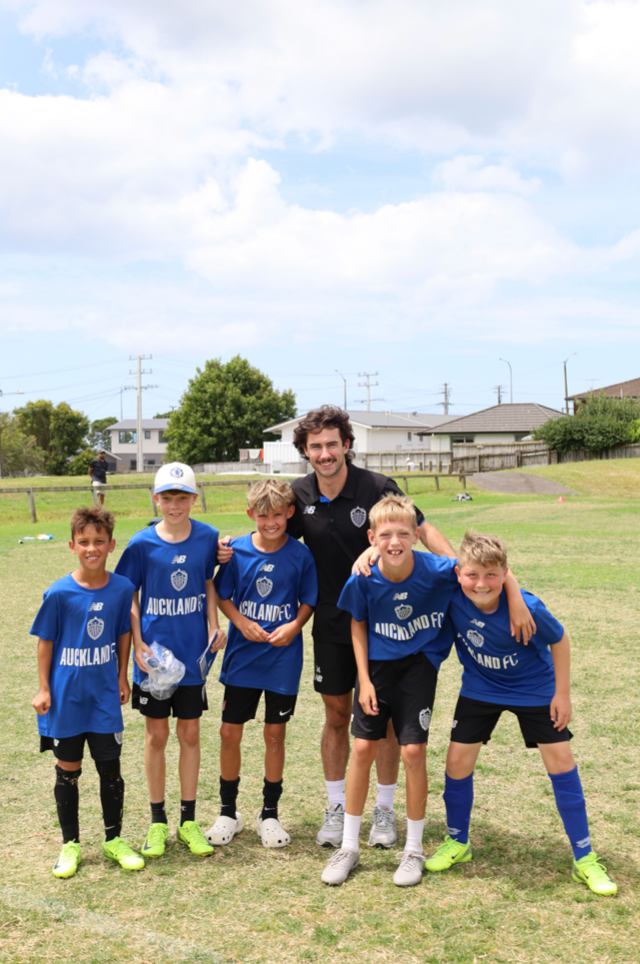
499, 359, 513, 404
335, 370, 347, 410
563, 353, 577, 415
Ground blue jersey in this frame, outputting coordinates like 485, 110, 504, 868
214, 534, 318, 695
115, 520, 219, 687
30, 572, 134, 738
450, 588, 564, 706
337, 551, 458, 667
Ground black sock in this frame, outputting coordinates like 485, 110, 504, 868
54, 765, 81, 843
220, 776, 240, 819
180, 799, 196, 825
96, 758, 124, 842
261, 778, 283, 821
150, 800, 168, 825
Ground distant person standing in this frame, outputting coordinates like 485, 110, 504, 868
89, 450, 108, 506
405, 458, 415, 472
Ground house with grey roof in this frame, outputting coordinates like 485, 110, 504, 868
106, 418, 169, 472
421, 403, 564, 452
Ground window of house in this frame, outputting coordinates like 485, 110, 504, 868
144, 430, 151, 439
407, 431, 413, 442
451, 435, 475, 444
119, 430, 137, 444
147, 459, 156, 466
514, 433, 529, 441
159, 430, 166, 442
130, 459, 137, 470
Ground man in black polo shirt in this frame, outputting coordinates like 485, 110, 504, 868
88, 450, 108, 506
289, 406, 455, 849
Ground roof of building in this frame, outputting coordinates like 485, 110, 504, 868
264, 411, 459, 434
107, 419, 169, 430
425, 403, 564, 435
568, 377, 640, 400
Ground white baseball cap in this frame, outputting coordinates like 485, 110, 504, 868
154, 462, 198, 495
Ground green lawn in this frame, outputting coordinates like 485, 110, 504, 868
1, 464, 639, 963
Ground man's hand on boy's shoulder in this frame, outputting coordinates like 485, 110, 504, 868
550, 692, 572, 731
352, 546, 380, 577
266, 621, 299, 648
217, 536, 234, 565
32, 688, 51, 715
209, 628, 227, 652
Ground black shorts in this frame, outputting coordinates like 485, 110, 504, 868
351, 651, 438, 746
451, 695, 573, 748
313, 637, 358, 696
40, 731, 123, 763
132, 682, 208, 720
221, 685, 297, 725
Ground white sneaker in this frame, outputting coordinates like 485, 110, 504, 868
316, 803, 344, 848
321, 848, 359, 886
205, 813, 243, 846
256, 813, 291, 848
393, 850, 426, 887
368, 806, 397, 849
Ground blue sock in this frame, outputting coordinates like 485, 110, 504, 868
443, 772, 474, 844
548, 766, 592, 861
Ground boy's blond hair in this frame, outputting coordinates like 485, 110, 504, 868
247, 478, 295, 515
369, 493, 418, 532
458, 531, 507, 570
70, 506, 115, 540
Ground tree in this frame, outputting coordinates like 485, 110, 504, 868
154, 411, 174, 419
165, 356, 297, 464
68, 447, 97, 476
0, 413, 46, 477
534, 394, 640, 453
88, 416, 117, 452
15, 400, 90, 474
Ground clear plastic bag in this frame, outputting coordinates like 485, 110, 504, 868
140, 642, 186, 700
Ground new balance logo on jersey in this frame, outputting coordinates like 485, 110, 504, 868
86, 617, 104, 640
171, 569, 188, 591
303, 505, 316, 514
171, 555, 187, 564
259, 563, 275, 572
393, 593, 408, 601
88, 602, 104, 611
471, 618, 485, 628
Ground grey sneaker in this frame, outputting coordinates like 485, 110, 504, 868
321, 848, 359, 886
316, 803, 344, 848
393, 850, 426, 887
368, 806, 398, 848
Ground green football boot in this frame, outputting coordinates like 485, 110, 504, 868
102, 837, 145, 871
53, 841, 81, 879
142, 822, 169, 858
572, 852, 617, 896
177, 821, 214, 856
425, 835, 473, 872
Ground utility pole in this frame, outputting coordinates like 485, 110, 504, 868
494, 385, 505, 405
438, 383, 451, 415
563, 353, 577, 414
335, 370, 347, 410
357, 371, 381, 411
499, 359, 513, 404
129, 355, 154, 473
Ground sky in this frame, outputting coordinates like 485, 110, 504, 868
1, 0, 640, 424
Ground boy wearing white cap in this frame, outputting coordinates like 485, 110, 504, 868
115, 463, 226, 858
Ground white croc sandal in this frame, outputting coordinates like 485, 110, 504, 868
257, 814, 291, 848
205, 812, 243, 846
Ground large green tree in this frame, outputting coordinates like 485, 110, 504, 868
88, 416, 117, 452
0, 413, 46, 477
534, 394, 640, 453
165, 356, 296, 464
15, 400, 90, 474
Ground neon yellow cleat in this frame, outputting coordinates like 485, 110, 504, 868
142, 822, 169, 858
176, 821, 214, 856
53, 841, 81, 879
102, 837, 145, 871
572, 852, 617, 896
425, 835, 472, 872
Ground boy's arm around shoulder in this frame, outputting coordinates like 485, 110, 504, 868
503, 571, 537, 644
32, 639, 54, 715
549, 630, 572, 731
206, 578, 227, 652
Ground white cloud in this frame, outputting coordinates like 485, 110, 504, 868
433, 156, 541, 196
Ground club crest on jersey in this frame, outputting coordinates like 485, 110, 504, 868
303, 505, 316, 514
350, 506, 367, 528
256, 576, 273, 598
419, 707, 432, 731
86, 616, 104, 640
394, 604, 413, 620
171, 569, 188, 591
467, 629, 484, 648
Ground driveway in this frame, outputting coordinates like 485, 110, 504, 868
470, 471, 578, 495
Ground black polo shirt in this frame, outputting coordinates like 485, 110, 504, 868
89, 458, 108, 484
288, 463, 425, 645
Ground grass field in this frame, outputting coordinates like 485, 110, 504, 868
1, 462, 639, 963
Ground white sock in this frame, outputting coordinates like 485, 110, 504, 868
405, 817, 425, 854
376, 782, 397, 811
325, 779, 346, 808
342, 813, 362, 853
